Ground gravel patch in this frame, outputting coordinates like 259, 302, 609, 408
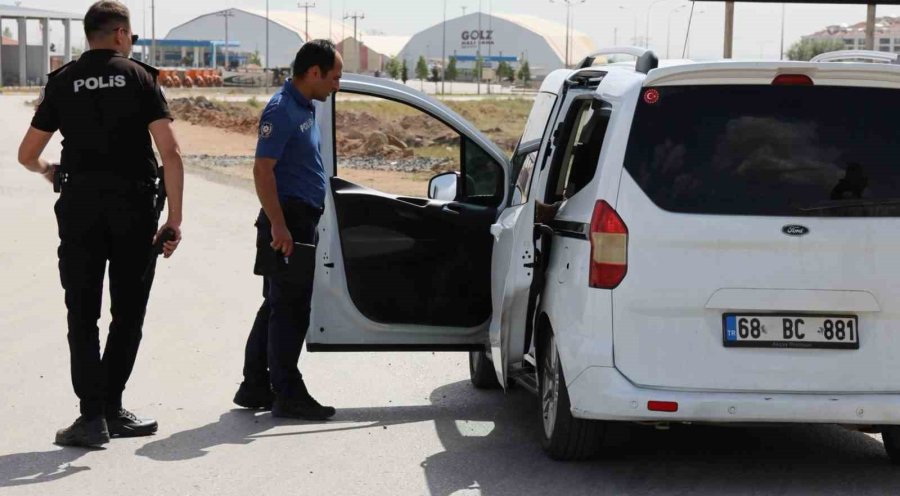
183, 154, 448, 173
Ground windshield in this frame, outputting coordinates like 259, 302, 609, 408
623, 85, 900, 217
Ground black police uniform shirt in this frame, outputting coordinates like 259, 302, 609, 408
31, 49, 173, 182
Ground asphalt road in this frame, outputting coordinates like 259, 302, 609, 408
2, 94, 900, 495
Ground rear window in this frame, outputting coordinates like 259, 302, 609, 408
623, 85, 900, 217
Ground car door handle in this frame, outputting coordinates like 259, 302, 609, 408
324, 263, 335, 268
441, 204, 461, 215
524, 262, 537, 268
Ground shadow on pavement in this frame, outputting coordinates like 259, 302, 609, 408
133, 381, 900, 495
0, 447, 93, 488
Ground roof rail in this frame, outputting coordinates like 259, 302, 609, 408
576, 46, 659, 74
810, 50, 899, 64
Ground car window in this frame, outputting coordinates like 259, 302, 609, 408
510, 144, 539, 206
334, 93, 501, 205
546, 98, 609, 203
624, 85, 900, 217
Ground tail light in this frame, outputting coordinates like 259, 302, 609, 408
772, 74, 814, 86
589, 200, 628, 289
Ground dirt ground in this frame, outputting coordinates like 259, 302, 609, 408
171, 96, 531, 197
175, 122, 433, 197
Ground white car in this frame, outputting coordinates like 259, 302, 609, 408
307, 47, 900, 461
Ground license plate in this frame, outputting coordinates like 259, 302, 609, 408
723, 314, 859, 349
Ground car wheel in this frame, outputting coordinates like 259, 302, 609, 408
883, 426, 900, 465
469, 349, 501, 389
539, 329, 604, 460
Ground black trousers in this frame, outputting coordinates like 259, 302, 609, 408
242, 201, 321, 399
55, 181, 157, 417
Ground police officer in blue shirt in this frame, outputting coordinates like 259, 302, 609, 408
233, 40, 342, 419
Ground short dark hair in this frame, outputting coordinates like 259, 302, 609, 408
292, 39, 338, 78
84, 1, 130, 42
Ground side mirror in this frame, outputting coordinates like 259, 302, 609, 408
428, 171, 459, 201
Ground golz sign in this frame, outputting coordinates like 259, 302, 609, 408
461, 30, 495, 48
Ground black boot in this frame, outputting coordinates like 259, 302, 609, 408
55, 416, 110, 448
233, 382, 275, 410
106, 408, 158, 437
272, 383, 335, 420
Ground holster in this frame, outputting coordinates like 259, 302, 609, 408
154, 167, 167, 221
52, 166, 66, 193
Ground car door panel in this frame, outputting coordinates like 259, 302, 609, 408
308, 75, 509, 351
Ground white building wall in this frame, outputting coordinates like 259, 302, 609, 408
398, 13, 563, 77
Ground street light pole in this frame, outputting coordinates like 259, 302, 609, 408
216, 10, 234, 69
551, 0, 585, 68
477, 0, 481, 95
150, 0, 156, 65
299, 2, 316, 42
666, 4, 685, 59
780, 2, 785, 60
618, 5, 638, 45
343, 11, 365, 72
442, 0, 447, 94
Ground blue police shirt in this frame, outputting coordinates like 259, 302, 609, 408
255, 79, 326, 208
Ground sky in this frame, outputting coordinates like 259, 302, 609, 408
5, 0, 900, 60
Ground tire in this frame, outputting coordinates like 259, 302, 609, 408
469, 349, 502, 389
883, 426, 900, 465
538, 329, 605, 460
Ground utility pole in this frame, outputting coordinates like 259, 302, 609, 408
343, 11, 365, 72
266, 0, 270, 72
724, 1, 734, 59
217, 10, 234, 69
299, 2, 316, 42
477, 0, 482, 95
150, 0, 156, 65
550, 0, 584, 68
865, 3, 876, 51
780, 2, 785, 60
442, 0, 447, 94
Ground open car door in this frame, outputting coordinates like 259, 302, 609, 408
307, 75, 510, 351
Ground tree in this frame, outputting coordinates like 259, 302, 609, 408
786, 38, 846, 61
386, 58, 400, 79
517, 60, 531, 85
2, 27, 12, 39
446, 56, 458, 81
497, 61, 516, 83
415, 55, 429, 90
474, 56, 484, 82
401, 59, 409, 84
249, 50, 262, 66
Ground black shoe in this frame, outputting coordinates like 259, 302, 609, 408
272, 394, 336, 421
106, 408, 158, 438
233, 382, 275, 410
55, 416, 110, 448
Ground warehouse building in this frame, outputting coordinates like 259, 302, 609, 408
165, 8, 352, 69
397, 12, 597, 79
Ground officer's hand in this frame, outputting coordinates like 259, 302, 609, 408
154, 222, 182, 259
41, 163, 56, 184
271, 223, 294, 257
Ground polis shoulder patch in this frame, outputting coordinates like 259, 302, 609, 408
260, 121, 274, 139
35, 87, 46, 107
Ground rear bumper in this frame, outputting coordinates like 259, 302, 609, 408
567, 366, 900, 425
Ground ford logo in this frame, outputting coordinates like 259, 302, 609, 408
782, 225, 810, 237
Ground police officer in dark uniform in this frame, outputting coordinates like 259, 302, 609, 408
17, 1, 184, 448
